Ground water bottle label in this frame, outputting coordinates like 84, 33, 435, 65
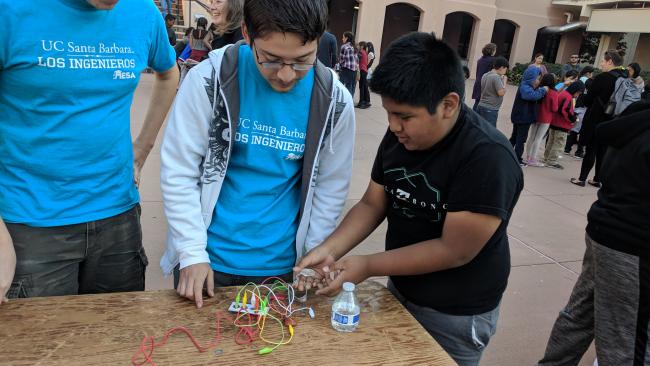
332, 311, 359, 325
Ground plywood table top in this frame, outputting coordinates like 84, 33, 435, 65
0, 280, 456, 365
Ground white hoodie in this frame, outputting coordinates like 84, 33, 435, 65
159, 42, 356, 275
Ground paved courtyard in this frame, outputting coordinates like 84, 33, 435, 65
131, 74, 597, 365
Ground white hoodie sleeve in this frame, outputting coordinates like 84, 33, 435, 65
304, 85, 356, 251
160, 65, 213, 271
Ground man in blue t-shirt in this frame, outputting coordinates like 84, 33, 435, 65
0, 0, 179, 302
160, 0, 356, 308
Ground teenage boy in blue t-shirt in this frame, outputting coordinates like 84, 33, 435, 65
0, 0, 178, 302
160, 0, 356, 308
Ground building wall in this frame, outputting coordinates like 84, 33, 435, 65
355, 0, 576, 76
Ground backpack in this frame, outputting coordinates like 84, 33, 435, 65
605, 76, 642, 117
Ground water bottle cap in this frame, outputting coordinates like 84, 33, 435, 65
342, 282, 355, 292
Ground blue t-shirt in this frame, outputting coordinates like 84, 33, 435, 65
207, 45, 314, 276
0, 0, 175, 226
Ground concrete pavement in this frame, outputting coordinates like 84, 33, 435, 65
130, 74, 597, 365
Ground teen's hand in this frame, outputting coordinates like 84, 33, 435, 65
0, 219, 16, 305
293, 245, 336, 292
132, 141, 151, 188
315, 255, 371, 297
177, 263, 214, 308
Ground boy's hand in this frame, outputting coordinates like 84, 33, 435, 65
315, 255, 371, 297
293, 246, 336, 292
177, 263, 214, 308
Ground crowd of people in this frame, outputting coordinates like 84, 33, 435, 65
0, 1, 648, 366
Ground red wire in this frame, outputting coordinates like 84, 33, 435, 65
131, 310, 227, 366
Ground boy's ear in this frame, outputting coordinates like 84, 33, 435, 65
241, 22, 251, 45
439, 92, 461, 119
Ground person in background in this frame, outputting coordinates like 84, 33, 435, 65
338, 31, 358, 97
561, 53, 581, 78
565, 66, 595, 158
476, 56, 509, 127
0, 0, 179, 301
366, 42, 375, 69
510, 66, 549, 166
542, 81, 584, 170
471, 43, 497, 111
175, 27, 194, 59
206, 0, 244, 51
463, 66, 470, 80
317, 29, 338, 68
570, 50, 627, 187
165, 13, 177, 46
161, 0, 175, 16
529, 53, 548, 76
538, 101, 650, 366
643, 84, 650, 101
555, 69, 578, 92
525, 73, 558, 167
627, 62, 645, 93
356, 41, 371, 109
189, 17, 212, 61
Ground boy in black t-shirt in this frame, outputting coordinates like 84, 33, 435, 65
294, 33, 523, 366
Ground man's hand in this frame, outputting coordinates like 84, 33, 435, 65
132, 141, 150, 188
315, 255, 371, 297
177, 263, 214, 308
0, 219, 16, 305
293, 245, 336, 292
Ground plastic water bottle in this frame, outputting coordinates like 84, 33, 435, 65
331, 282, 360, 332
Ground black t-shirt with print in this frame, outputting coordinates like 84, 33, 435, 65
371, 105, 523, 315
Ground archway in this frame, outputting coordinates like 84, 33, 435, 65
327, 0, 359, 44
533, 27, 561, 64
491, 19, 517, 61
442, 12, 476, 61
380, 3, 421, 55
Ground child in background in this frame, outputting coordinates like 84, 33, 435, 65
510, 66, 549, 166
565, 66, 595, 158
555, 69, 579, 91
525, 73, 558, 166
543, 81, 585, 169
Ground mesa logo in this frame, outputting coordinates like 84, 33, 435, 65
113, 70, 136, 79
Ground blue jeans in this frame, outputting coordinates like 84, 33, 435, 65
476, 105, 499, 127
388, 281, 500, 366
161, 0, 174, 15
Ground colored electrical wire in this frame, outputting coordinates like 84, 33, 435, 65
131, 310, 227, 366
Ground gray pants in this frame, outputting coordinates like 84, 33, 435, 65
538, 234, 650, 366
388, 280, 500, 366
6, 205, 147, 298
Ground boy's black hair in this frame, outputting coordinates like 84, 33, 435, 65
580, 65, 595, 77
369, 32, 465, 114
566, 80, 585, 95
492, 56, 509, 70
165, 14, 176, 22
244, 0, 327, 44
564, 69, 579, 79
540, 73, 557, 88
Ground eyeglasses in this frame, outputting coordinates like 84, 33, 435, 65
253, 44, 316, 71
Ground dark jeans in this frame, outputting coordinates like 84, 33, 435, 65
173, 267, 293, 288
339, 67, 356, 98
358, 70, 370, 105
509, 123, 532, 163
7, 204, 146, 298
477, 105, 499, 127
564, 131, 584, 154
578, 142, 607, 182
